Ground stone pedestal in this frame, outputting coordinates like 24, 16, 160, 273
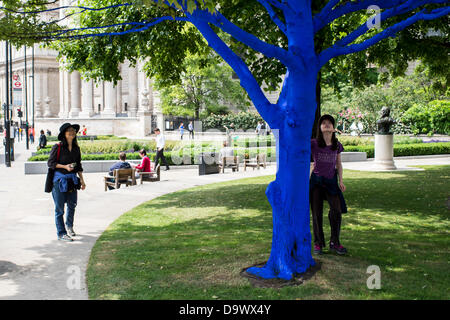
374, 134, 396, 170
35, 100, 42, 118
43, 96, 52, 117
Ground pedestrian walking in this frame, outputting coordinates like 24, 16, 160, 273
46, 123, 86, 242
188, 121, 194, 140
179, 122, 184, 140
38, 130, 47, 149
255, 121, 262, 136
29, 126, 35, 144
153, 128, 170, 171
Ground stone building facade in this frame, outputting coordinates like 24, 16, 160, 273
0, 41, 163, 137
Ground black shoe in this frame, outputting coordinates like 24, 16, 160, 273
313, 244, 323, 255
330, 243, 347, 255
164, 167, 170, 171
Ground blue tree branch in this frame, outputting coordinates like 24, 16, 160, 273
265, 0, 289, 11
313, 0, 447, 33
313, 0, 341, 32
192, 9, 293, 67
19, 16, 189, 40
188, 16, 284, 128
334, 0, 448, 48
0, 3, 133, 15
256, 0, 287, 36
318, 6, 450, 68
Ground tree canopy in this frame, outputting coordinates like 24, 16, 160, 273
1, 1, 448, 91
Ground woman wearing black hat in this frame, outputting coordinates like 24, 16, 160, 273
310, 114, 348, 255
47, 123, 86, 242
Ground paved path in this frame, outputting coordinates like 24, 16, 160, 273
0, 140, 448, 300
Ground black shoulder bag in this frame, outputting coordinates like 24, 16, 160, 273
45, 143, 61, 193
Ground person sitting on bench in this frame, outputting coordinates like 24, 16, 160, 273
106, 152, 132, 190
133, 149, 152, 179
219, 141, 234, 161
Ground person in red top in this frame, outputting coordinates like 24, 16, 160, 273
134, 149, 152, 178
82, 125, 87, 136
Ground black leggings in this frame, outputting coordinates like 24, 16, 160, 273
310, 185, 342, 247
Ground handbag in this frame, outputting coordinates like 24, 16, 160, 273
44, 143, 61, 193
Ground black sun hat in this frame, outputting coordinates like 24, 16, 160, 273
57, 123, 80, 141
318, 114, 335, 127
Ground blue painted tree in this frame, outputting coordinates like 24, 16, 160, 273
2, 0, 448, 280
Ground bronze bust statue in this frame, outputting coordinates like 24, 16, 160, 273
376, 107, 396, 134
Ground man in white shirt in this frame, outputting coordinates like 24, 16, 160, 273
188, 121, 194, 140
153, 128, 170, 171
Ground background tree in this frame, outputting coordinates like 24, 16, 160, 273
2, 0, 448, 281
154, 49, 249, 119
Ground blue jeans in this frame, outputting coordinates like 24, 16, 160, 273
52, 183, 77, 237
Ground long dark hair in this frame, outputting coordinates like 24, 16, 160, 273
60, 133, 79, 149
316, 116, 339, 151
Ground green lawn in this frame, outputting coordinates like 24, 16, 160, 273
87, 166, 450, 300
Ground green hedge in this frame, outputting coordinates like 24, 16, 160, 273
28, 147, 277, 164
47, 135, 127, 142
27, 143, 449, 163
344, 142, 450, 158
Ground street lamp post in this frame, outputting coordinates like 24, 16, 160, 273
31, 45, 35, 130
24, 46, 29, 150
4, 41, 11, 167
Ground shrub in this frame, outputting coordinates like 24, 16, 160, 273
344, 142, 449, 158
428, 100, 450, 135
401, 100, 450, 135
202, 112, 264, 131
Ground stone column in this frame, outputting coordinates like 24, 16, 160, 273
79, 79, 94, 117
42, 70, 53, 117
137, 61, 147, 114
116, 79, 122, 114
58, 69, 65, 118
69, 71, 81, 118
35, 71, 43, 118
58, 70, 70, 118
153, 88, 164, 133
102, 81, 117, 117
128, 64, 138, 117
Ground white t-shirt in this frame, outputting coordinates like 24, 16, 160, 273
156, 134, 165, 150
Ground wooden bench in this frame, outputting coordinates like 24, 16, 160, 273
244, 154, 266, 171
219, 156, 240, 173
104, 168, 136, 191
138, 164, 161, 183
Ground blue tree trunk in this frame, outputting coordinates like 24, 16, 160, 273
247, 68, 318, 280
